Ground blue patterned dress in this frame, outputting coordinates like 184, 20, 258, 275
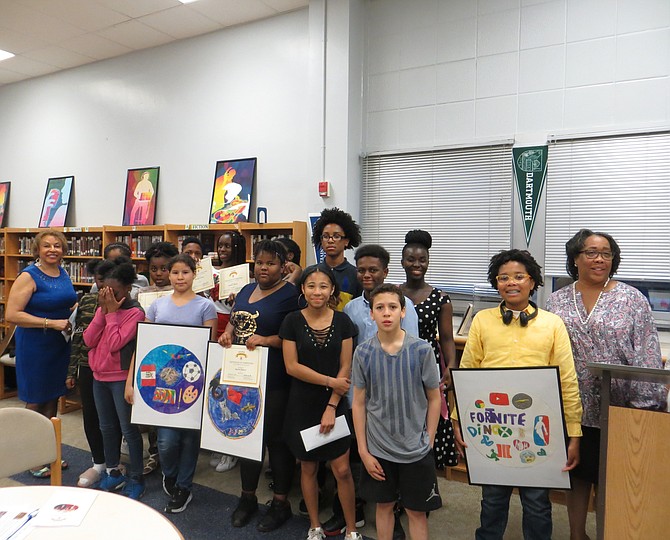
15, 264, 77, 403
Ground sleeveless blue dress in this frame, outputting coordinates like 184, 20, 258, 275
15, 264, 77, 403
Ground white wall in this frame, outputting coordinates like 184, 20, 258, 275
364, 0, 670, 152
362, 0, 670, 289
0, 10, 312, 227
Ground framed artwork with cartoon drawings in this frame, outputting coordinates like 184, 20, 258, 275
209, 158, 256, 224
452, 366, 571, 489
0, 182, 10, 227
39, 176, 73, 227
131, 322, 210, 430
200, 342, 268, 461
123, 167, 159, 226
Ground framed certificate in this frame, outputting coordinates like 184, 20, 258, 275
452, 366, 571, 490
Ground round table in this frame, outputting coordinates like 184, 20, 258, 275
0, 485, 184, 539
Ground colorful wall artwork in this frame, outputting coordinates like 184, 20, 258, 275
131, 322, 210, 430
122, 167, 159, 226
39, 176, 73, 228
452, 366, 571, 489
209, 158, 256, 224
200, 342, 268, 461
0, 182, 10, 227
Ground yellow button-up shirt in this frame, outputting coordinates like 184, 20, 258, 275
455, 306, 583, 438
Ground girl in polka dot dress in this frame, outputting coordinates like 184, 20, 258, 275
400, 230, 458, 468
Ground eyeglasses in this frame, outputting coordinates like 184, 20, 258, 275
579, 250, 613, 260
321, 233, 346, 242
495, 273, 530, 284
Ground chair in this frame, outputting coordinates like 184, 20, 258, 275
0, 325, 17, 400
0, 407, 62, 485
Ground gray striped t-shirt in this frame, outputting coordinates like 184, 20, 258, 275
352, 333, 439, 463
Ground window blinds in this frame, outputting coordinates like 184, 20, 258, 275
545, 131, 670, 281
361, 144, 513, 291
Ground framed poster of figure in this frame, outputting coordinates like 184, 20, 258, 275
0, 182, 10, 227
452, 366, 571, 489
200, 342, 268, 461
39, 176, 73, 227
123, 167, 159, 226
131, 322, 210, 430
209, 157, 256, 224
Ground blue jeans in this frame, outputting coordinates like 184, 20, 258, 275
477, 485, 552, 540
157, 427, 200, 491
93, 379, 143, 480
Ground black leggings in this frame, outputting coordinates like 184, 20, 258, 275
78, 365, 108, 465
240, 389, 294, 495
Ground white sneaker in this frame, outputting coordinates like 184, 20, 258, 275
344, 532, 363, 540
209, 452, 222, 467
307, 527, 326, 540
215, 454, 239, 473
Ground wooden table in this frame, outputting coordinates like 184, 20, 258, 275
0, 486, 184, 539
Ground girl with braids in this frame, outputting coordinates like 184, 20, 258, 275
400, 229, 458, 469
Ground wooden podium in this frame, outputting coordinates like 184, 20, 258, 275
586, 363, 670, 540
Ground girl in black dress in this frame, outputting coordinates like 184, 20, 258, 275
281, 264, 361, 540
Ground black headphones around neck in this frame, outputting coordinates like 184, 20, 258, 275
500, 300, 538, 327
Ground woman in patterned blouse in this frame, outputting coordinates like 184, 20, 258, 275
546, 228, 666, 540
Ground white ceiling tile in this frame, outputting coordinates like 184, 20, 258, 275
17, 0, 130, 31
98, 19, 174, 50
139, 5, 222, 40
0, 68, 29, 85
60, 33, 133, 61
94, 0, 183, 19
0, 54, 59, 76
0, 2, 85, 43
0, 28, 48, 54
23, 45, 96, 69
261, 0, 308, 12
190, 0, 276, 27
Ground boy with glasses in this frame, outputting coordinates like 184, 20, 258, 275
311, 208, 363, 309
452, 249, 582, 540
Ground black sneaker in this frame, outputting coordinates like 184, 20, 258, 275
257, 498, 291, 532
231, 493, 258, 528
322, 513, 346, 537
165, 488, 192, 514
162, 474, 176, 497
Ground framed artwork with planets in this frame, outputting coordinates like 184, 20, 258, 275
130, 322, 211, 430
200, 342, 268, 461
452, 366, 570, 490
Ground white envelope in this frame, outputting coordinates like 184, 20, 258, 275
300, 415, 351, 452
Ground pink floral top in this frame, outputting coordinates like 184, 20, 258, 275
546, 282, 666, 428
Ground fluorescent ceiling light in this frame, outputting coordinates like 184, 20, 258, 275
178, 0, 200, 3
0, 49, 15, 62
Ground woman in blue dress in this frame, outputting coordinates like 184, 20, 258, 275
7, 229, 77, 474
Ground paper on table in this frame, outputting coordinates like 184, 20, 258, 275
300, 415, 351, 452
0, 507, 38, 540
32, 489, 97, 528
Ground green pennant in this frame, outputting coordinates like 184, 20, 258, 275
513, 146, 548, 246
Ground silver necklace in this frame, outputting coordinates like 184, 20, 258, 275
572, 278, 610, 325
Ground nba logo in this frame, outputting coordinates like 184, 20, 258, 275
533, 415, 550, 446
